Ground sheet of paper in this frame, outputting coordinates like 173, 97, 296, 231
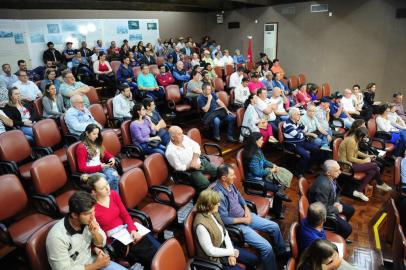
332, 241, 344, 258
111, 228, 133, 245
134, 222, 151, 237
377, 149, 386, 157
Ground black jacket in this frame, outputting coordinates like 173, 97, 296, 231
308, 174, 340, 218
140, 55, 156, 65
43, 49, 63, 63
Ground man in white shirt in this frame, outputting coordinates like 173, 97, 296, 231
0, 110, 13, 134
166, 126, 217, 192
222, 50, 234, 66
12, 70, 42, 102
213, 52, 224, 68
341, 89, 360, 117
234, 78, 250, 107
229, 66, 244, 89
0, 63, 18, 90
268, 87, 289, 121
255, 88, 279, 135
112, 83, 134, 120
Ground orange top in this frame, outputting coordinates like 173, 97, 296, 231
271, 65, 285, 75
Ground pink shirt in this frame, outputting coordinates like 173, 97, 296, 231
248, 81, 266, 94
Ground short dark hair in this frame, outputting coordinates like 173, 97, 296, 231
132, 102, 144, 120
118, 83, 130, 92
256, 88, 266, 95
142, 97, 154, 109
121, 55, 129, 63
217, 164, 232, 180
307, 202, 327, 227
242, 77, 249, 83
393, 92, 403, 98
237, 66, 245, 72
47, 41, 54, 47
191, 69, 200, 78
272, 58, 279, 63
1, 63, 9, 69
202, 82, 212, 91
17, 60, 25, 66
68, 191, 96, 215
352, 84, 360, 89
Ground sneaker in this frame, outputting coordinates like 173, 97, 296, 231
376, 183, 392, 192
320, 144, 332, 151
353, 190, 369, 201
268, 136, 278, 144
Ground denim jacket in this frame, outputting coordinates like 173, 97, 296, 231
245, 150, 274, 181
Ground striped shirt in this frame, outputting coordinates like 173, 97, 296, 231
283, 118, 307, 143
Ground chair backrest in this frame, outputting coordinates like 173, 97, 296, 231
0, 130, 31, 162
26, 220, 57, 270
133, 66, 141, 80
143, 153, 168, 186
59, 114, 69, 136
156, 57, 165, 66
288, 75, 299, 90
67, 142, 81, 174
386, 198, 401, 245
278, 121, 285, 144
322, 83, 330, 97
298, 74, 306, 85
332, 138, 342, 161
246, 62, 254, 71
225, 75, 230, 88
149, 64, 159, 76
119, 168, 149, 209
367, 118, 377, 137
85, 86, 100, 104
236, 149, 245, 178
31, 155, 68, 195
88, 103, 107, 127
33, 119, 62, 148
187, 128, 202, 147
395, 157, 402, 187
289, 222, 300, 260
298, 177, 310, 197
101, 129, 121, 156
0, 174, 28, 221
236, 108, 245, 128
183, 209, 197, 257
214, 77, 225, 92
225, 64, 234, 77
315, 86, 323, 100
111, 60, 121, 75
217, 91, 229, 108
298, 196, 309, 222
183, 82, 189, 96
121, 120, 132, 146
229, 89, 235, 104
230, 163, 243, 190
34, 98, 44, 118
214, 66, 222, 78
106, 98, 114, 120
151, 238, 187, 270
165, 84, 182, 103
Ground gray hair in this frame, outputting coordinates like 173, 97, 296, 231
70, 94, 82, 104
323, 160, 339, 173
288, 107, 300, 118
307, 202, 327, 227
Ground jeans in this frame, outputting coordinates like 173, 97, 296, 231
140, 142, 166, 156
102, 261, 127, 270
352, 162, 383, 191
294, 140, 323, 175
313, 133, 330, 147
90, 167, 120, 192
145, 87, 165, 101
212, 114, 236, 138
342, 117, 354, 129
325, 204, 354, 239
269, 119, 281, 137
237, 213, 285, 270
20, 126, 34, 143
157, 128, 170, 146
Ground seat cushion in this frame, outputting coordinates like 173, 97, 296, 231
54, 147, 67, 163
353, 172, 366, 181
120, 158, 143, 173
175, 104, 192, 112
243, 194, 269, 218
8, 213, 54, 246
56, 190, 77, 215
19, 162, 33, 180
141, 203, 177, 233
170, 185, 195, 207
208, 155, 224, 167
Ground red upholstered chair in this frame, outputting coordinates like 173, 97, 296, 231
88, 103, 121, 137
187, 128, 224, 167
225, 64, 234, 77
119, 168, 176, 236
298, 73, 306, 85
33, 119, 67, 163
132, 66, 141, 80
33, 98, 44, 119
26, 220, 57, 270
30, 155, 76, 217
235, 107, 252, 140
156, 57, 165, 66
298, 196, 309, 222
394, 157, 405, 191
288, 75, 299, 90
66, 142, 87, 188
151, 238, 188, 270
111, 60, 121, 76
149, 64, 159, 76
321, 83, 331, 97
217, 90, 229, 108
0, 174, 54, 247
85, 86, 100, 104
120, 120, 146, 159
105, 98, 120, 128
143, 153, 195, 210
165, 84, 192, 114
367, 117, 395, 154
298, 177, 310, 196
214, 77, 225, 92
316, 85, 323, 100
246, 62, 254, 71
386, 198, 401, 246
392, 224, 406, 270
214, 66, 223, 78
59, 114, 80, 145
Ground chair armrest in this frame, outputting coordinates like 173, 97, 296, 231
245, 199, 258, 215
170, 171, 193, 186
375, 131, 392, 141
31, 146, 53, 159
337, 161, 355, 177
0, 160, 19, 176
0, 222, 12, 245
70, 173, 88, 190
150, 185, 177, 208
32, 194, 60, 218
283, 141, 298, 155
226, 224, 245, 246
240, 126, 252, 139
190, 258, 222, 270
243, 180, 267, 197
127, 208, 153, 231
122, 144, 145, 159
330, 118, 345, 129
369, 137, 386, 150
203, 143, 223, 156
64, 134, 80, 146
113, 157, 123, 175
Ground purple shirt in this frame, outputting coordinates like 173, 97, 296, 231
130, 119, 154, 144
227, 187, 245, 218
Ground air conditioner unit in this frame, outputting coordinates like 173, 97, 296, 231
263, 23, 278, 60
311, 4, 328, 13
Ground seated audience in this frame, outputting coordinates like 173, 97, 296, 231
341, 89, 361, 117
202, 70, 214, 88
46, 191, 127, 270
296, 84, 312, 109
362, 82, 377, 121
40, 68, 61, 93
193, 189, 258, 269
143, 97, 170, 145
166, 126, 217, 192
77, 124, 120, 191
393, 92, 406, 122
247, 73, 266, 94
42, 83, 65, 118
300, 103, 332, 151
388, 103, 406, 131
201, 50, 214, 66
33, 60, 59, 81
116, 55, 137, 92
197, 83, 237, 142
315, 97, 332, 133
271, 72, 289, 95
43, 41, 63, 68
88, 175, 161, 268
234, 77, 250, 107
299, 202, 328, 252
173, 61, 191, 93
3, 87, 35, 142
261, 72, 274, 92
63, 42, 75, 64
65, 94, 101, 136
283, 107, 324, 177
107, 41, 120, 61
137, 64, 164, 100
376, 104, 405, 156
309, 160, 354, 238
190, 53, 201, 68
90, 47, 100, 63
72, 50, 93, 78
0, 80, 6, 107
255, 88, 279, 135
112, 83, 134, 121
240, 94, 276, 143
15, 60, 39, 82
269, 87, 289, 121
79, 41, 92, 61
95, 39, 106, 53
187, 70, 203, 99
330, 92, 354, 129
270, 59, 285, 76
229, 66, 244, 90
156, 64, 175, 88
353, 84, 364, 111
130, 102, 166, 155
0, 108, 12, 134
0, 63, 18, 90
257, 52, 271, 68
93, 52, 115, 89
213, 164, 289, 270
211, 44, 222, 59
233, 49, 246, 66
243, 132, 292, 216
338, 128, 392, 202
12, 70, 42, 102
154, 38, 164, 56
140, 49, 157, 65
60, 70, 90, 108
222, 49, 234, 66
127, 51, 138, 67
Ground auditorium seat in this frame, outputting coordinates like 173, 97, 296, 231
110, 60, 121, 75
321, 83, 331, 97
367, 117, 395, 153
225, 64, 234, 77
59, 114, 80, 145
120, 120, 146, 159
151, 238, 188, 270
33, 98, 44, 119
165, 84, 192, 114
88, 103, 121, 137
66, 142, 87, 189
217, 90, 229, 108
298, 73, 306, 85
187, 128, 224, 167
85, 86, 100, 105
214, 77, 225, 92
288, 75, 299, 90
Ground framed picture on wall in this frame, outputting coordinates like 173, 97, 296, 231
128, 20, 140, 30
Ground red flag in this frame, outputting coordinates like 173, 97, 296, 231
247, 36, 253, 64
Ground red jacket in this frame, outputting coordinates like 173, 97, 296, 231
156, 72, 175, 88
76, 143, 114, 173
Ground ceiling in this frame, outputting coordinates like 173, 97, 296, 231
2, 0, 309, 12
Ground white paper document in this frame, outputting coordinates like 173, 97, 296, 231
111, 222, 151, 245
332, 241, 344, 258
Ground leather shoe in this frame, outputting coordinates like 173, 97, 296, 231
276, 190, 292, 202
227, 136, 238, 143
213, 136, 221, 142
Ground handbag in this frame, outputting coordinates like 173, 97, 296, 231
267, 167, 293, 188
203, 107, 228, 126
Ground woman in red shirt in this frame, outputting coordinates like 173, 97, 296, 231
89, 175, 161, 268
296, 84, 312, 109
77, 124, 120, 192
92, 52, 116, 89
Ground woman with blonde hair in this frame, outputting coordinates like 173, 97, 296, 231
193, 189, 258, 269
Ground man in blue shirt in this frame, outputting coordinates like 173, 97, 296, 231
197, 83, 237, 142
136, 64, 164, 101
63, 42, 75, 64
116, 55, 137, 94
329, 91, 354, 129
299, 202, 327, 252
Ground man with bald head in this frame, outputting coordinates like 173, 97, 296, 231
64, 94, 101, 136
341, 88, 361, 117
165, 126, 217, 192
269, 87, 289, 121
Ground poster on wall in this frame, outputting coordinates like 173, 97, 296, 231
14, 33, 24, 44
61, 22, 77, 32
147, 23, 157, 30
128, 20, 139, 30
47, 34, 63, 45
30, 33, 45, 43
129, 34, 142, 42
47, 24, 60, 34
0, 31, 13, 38
116, 25, 128, 35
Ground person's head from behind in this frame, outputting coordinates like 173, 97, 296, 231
289, 107, 301, 122
244, 93, 258, 109
118, 83, 131, 99
298, 239, 341, 270
142, 97, 155, 112
323, 160, 341, 180
17, 60, 26, 71
88, 174, 111, 199
366, 82, 376, 92
62, 70, 76, 84
68, 191, 97, 225
17, 70, 28, 83
44, 83, 56, 99
202, 82, 212, 96
217, 164, 235, 186
168, 125, 184, 145
132, 102, 146, 120
8, 87, 20, 104
393, 92, 403, 103
196, 189, 221, 214
70, 94, 85, 111
348, 119, 365, 136
307, 202, 327, 229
